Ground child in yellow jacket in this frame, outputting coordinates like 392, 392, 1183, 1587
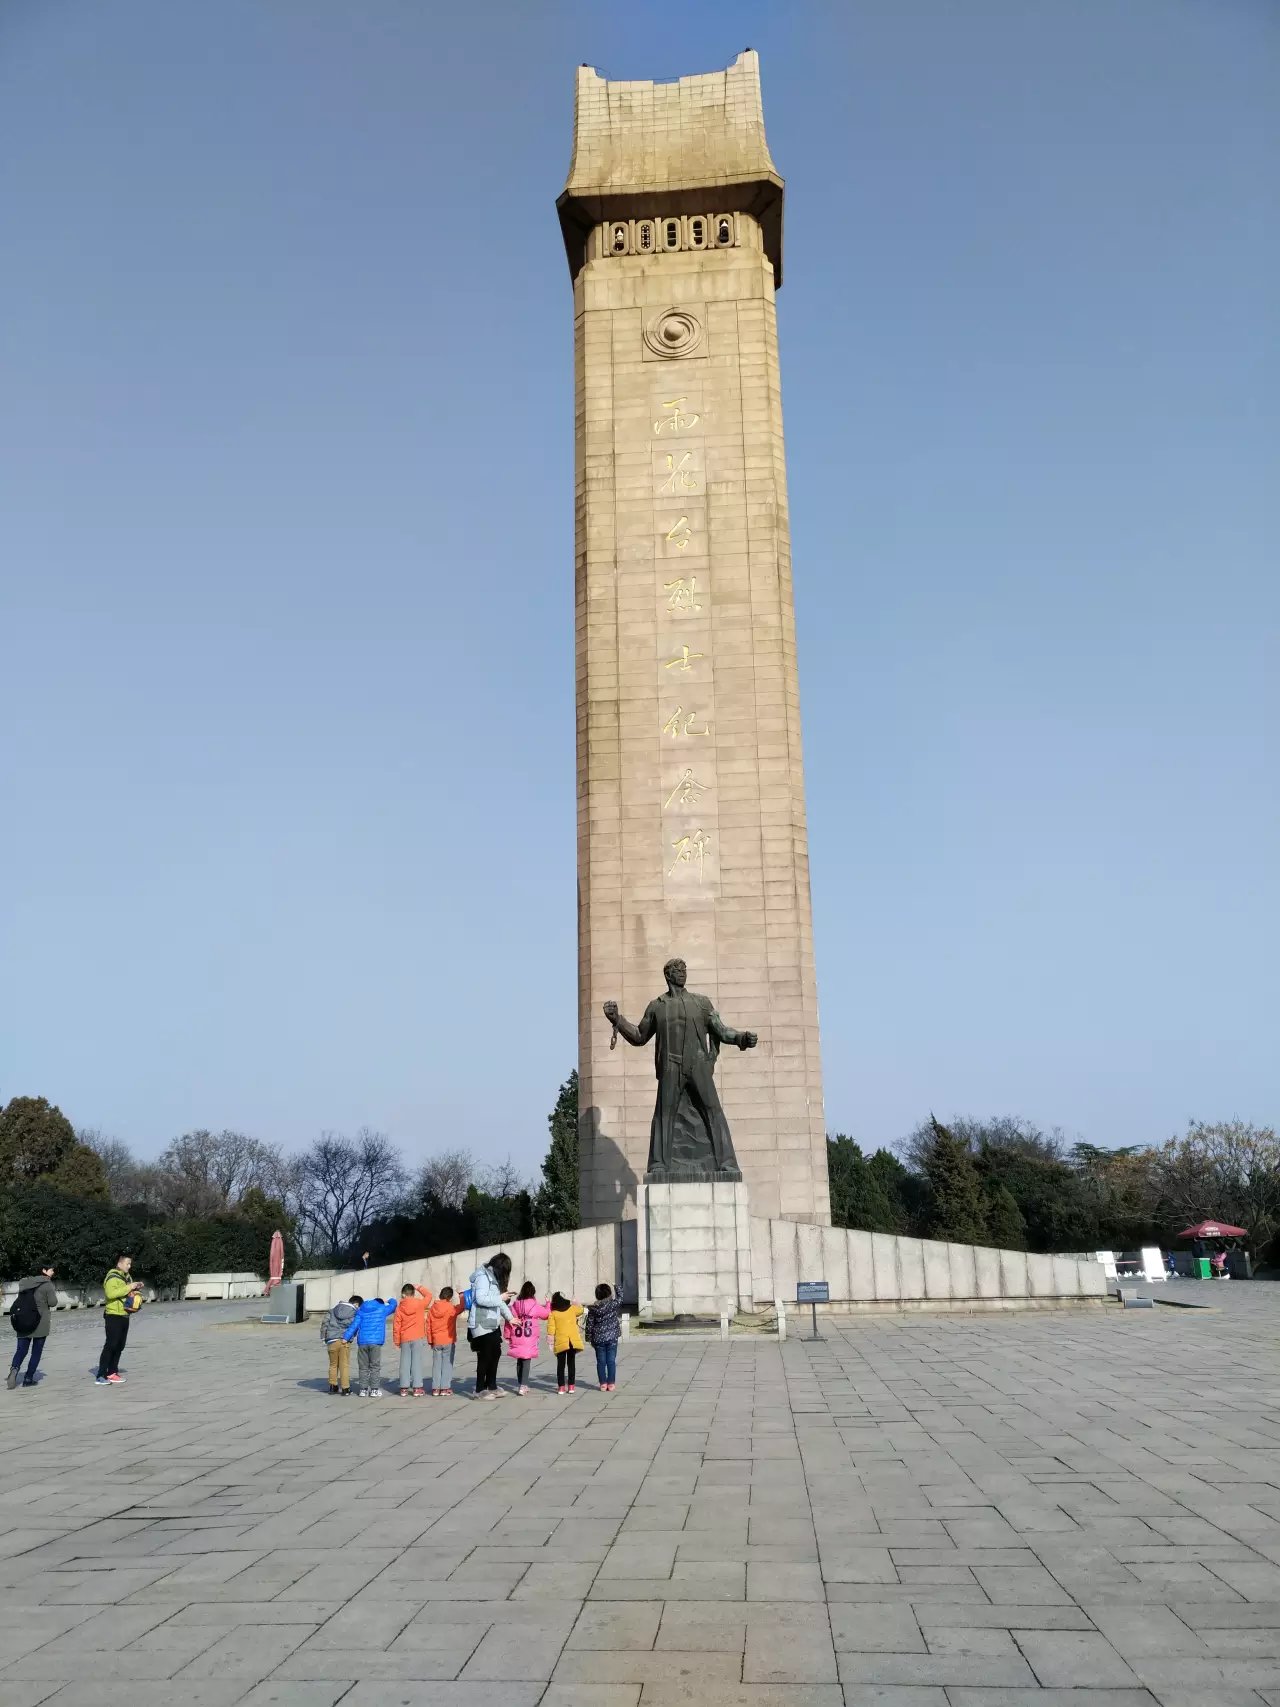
546, 1292, 585, 1394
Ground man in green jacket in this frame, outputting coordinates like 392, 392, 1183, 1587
7, 1265, 57, 1389
96, 1255, 142, 1386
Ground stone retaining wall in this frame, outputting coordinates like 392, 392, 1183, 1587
302, 1219, 1105, 1315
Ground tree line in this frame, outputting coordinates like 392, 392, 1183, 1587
4, 1078, 1273, 1289
828, 1115, 1280, 1258
0, 1072, 581, 1289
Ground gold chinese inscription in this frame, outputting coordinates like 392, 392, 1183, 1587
659, 451, 699, 495
670, 829, 712, 880
653, 397, 700, 436
665, 516, 693, 552
664, 768, 711, 810
664, 645, 704, 672
664, 576, 701, 613
661, 706, 709, 739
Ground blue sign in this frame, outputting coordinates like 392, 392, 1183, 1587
796, 1281, 829, 1303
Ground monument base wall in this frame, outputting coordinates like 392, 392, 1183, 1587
301, 1212, 1107, 1317
637, 1181, 753, 1319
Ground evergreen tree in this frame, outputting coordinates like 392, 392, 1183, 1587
533, 1070, 579, 1234
45, 1141, 110, 1201
0, 1095, 77, 1186
867, 1147, 919, 1234
827, 1135, 900, 1233
983, 1180, 1027, 1250
466, 1184, 535, 1246
923, 1116, 989, 1244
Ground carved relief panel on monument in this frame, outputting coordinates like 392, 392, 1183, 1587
588, 212, 744, 261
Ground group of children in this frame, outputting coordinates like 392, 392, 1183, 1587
319, 1275, 621, 1399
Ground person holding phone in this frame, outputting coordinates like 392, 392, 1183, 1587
96, 1255, 142, 1386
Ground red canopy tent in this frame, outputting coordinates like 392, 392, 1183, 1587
1178, 1220, 1247, 1239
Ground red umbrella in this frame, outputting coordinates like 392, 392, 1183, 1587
267, 1229, 285, 1293
1178, 1220, 1247, 1239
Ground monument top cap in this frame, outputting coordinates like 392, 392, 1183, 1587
558, 49, 784, 287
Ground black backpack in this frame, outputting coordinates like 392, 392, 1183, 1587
8, 1285, 41, 1337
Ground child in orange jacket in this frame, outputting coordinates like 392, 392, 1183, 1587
391, 1283, 433, 1397
426, 1287, 467, 1396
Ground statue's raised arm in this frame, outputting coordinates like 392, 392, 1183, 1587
602, 999, 651, 1049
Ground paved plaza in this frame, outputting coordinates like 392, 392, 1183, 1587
4, 1288, 1280, 1707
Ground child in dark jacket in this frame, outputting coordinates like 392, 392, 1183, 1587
585, 1283, 621, 1391
342, 1296, 398, 1396
321, 1296, 359, 1394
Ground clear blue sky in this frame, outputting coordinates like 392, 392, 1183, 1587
2, 0, 1276, 1172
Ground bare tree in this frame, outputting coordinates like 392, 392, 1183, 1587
295, 1129, 408, 1262
417, 1147, 475, 1211
151, 1130, 287, 1218
479, 1156, 527, 1199
78, 1129, 138, 1200
1148, 1121, 1280, 1247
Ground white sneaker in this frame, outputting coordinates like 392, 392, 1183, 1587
370, 1387, 382, 1398
358, 1388, 369, 1397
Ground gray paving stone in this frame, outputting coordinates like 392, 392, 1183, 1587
945, 1693, 1159, 1707
568, 1603, 663, 1650
824, 1584, 992, 1605
747, 1561, 824, 1599
924, 1628, 1019, 1656
0, 1685, 65, 1707
539, 1690, 642, 1707
1177, 1604, 1280, 1627
654, 1604, 747, 1652
555, 1651, 743, 1683
235, 1688, 354, 1707
1015, 1630, 1141, 1686
13, 1291, 1280, 1707
635, 1689, 843, 1706
342, 1688, 545, 1707
1085, 1605, 1209, 1656
841, 1691, 948, 1707
743, 1605, 835, 1681
458, 1621, 574, 1680
1211, 1564, 1280, 1600
837, 1650, 1039, 1684
830, 1605, 925, 1652
920, 1606, 1095, 1629
173, 1626, 316, 1681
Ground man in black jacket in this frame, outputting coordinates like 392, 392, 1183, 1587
8, 1266, 57, 1389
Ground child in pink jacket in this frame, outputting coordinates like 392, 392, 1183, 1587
504, 1281, 551, 1395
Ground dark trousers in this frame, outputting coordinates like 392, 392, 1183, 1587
556, 1349, 577, 1387
10, 1337, 45, 1380
473, 1330, 501, 1392
515, 1357, 532, 1385
594, 1341, 617, 1385
98, 1314, 129, 1378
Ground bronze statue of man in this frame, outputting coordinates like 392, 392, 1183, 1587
603, 958, 757, 1182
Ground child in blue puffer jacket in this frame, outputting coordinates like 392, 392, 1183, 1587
342, 1296, 398, 1396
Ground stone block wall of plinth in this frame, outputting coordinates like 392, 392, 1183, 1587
561, 53, 830, 1228
637, 1181, 754, 1318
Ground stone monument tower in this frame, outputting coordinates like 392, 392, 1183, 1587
560, 51, 830, 1232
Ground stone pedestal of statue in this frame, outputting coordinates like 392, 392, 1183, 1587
637, 1179, 754, 1320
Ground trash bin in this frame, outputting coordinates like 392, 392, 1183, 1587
1194, 1257, 1211, 1279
